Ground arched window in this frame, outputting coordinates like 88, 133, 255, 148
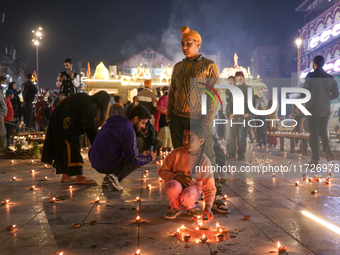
335, 12, 340, 23
335, 49, 340, 58
310, 28, 315, 37
327, 17, 332, 27
326, 52, 332, 61
316, 23, 324, 33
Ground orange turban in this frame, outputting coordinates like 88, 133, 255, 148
144, 79, 151, 88
180, 26, 202, 43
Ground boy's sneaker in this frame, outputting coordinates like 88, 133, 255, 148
212, 199, 230, 214
164, 208, 181, 219
186, 207, 203, 217
103, 174, 123, 191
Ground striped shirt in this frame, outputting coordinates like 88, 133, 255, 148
167, 55, 220, 125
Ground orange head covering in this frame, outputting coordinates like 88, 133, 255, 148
180, 26, 202, 43
144, 79, 152, 88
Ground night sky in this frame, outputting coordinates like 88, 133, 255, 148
1, 0, 304, 90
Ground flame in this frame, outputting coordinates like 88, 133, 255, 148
277, 242, 280, 248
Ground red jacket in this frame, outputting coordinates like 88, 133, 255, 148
5, 98, 14, 122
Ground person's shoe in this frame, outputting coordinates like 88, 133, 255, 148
326, 147, 334, 161
75, 175, 97, 185
308, 159, 319, 166
212, 199, 230, 214
186, 207, 203, 217
103, 174, 123, 191
238, 155, 245, 161
61, 176, 76, 183
226, 155, 236, 161
164, 208, 181, 219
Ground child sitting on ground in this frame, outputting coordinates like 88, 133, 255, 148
158, 124, 216, 220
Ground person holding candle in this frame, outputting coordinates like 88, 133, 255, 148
89, 105, 156, 191
158, 124, 216, 220
41, 91, 110, 184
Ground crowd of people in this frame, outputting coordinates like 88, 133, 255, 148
0, 26, 339, 223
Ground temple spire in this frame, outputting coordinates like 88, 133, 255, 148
234, 53, 238, 68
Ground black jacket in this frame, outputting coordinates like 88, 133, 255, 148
136, 121, 157, 146
22, 81, 38, 103
303, 67, 339, 117
226, 83, 253, 116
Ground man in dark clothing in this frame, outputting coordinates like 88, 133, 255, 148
303, 55, 339, 165
109, 95, 125, 116
22, 74, 38, 129
56, 58, 80, 98
89, 105, 156, 191
136, 120, 163, 158
227, 71, 253, 161
8, 82, 22, 133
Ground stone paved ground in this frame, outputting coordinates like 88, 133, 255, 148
1, 143, 340, 255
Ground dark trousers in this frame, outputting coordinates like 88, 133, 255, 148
24, 102, 33, 128
308, 116, 330, 161
95, 160, 141, 182
5, 122, 13, 148
229, 116, 247, 158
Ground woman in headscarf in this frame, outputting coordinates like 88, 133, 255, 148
42, 91, 110, 184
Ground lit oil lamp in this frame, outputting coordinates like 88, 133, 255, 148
136, 216, 142, 223
244, 215, 251, 220
143, 175, 147, 178
95, 197, 100, 203
136, 196, 141, 202
201, 234, 208, 243
2, 199, 9, 204
43, 176, 48, 180
30, 170, 35, 174
134, 250, 140, 255
67, 186, 72, 189
10, 160, 14, 164
143, 170, 148, 174
44, 164, 47, 168
277, 242, 287, 253
147, 184, 152, 190
31, 160, 34, 165
196, 239, 199, 244
180, 225, 186, 230
12, 177, 17, 181
311, 190, 317, 194
326, 181, 331, 185
6, 225, 16, 231
86, 147, 89, 150
159, 178, 164, 183
222, 194, 227, 200
216, 223, 222, 231
29, 185, 35, 190
175, 228, 182, 236
295, 181, 299, 186
50, 197, 56, 203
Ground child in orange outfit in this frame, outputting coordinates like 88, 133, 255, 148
158, 124, 216, 220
